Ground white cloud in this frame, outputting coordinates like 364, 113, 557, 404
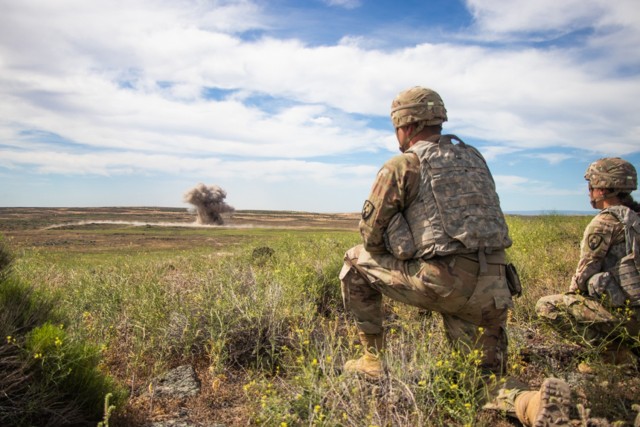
323, 0, 362, 10
0, 0, 638, 210
0, 146, 378, 184
530, 153, 573, 165
465, 0, 640, 74
5, 27, 637, 158
466, 0, 612, 35
493, 175, 531, 192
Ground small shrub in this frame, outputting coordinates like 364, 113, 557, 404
0, 239, 125, 426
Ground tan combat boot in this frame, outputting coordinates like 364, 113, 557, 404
514, 378, 571, 427
344, 332, 384, 379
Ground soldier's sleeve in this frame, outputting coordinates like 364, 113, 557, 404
359, 154, 417, 253
571, 213, 616, 291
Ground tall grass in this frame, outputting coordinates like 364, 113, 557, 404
0, 238, 126, 427
506, 214, 591, 323
6, 215, 639, 426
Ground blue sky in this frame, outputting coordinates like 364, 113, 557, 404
1, 0, 639, 213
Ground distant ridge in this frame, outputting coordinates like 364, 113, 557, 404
506, 210, 592, 216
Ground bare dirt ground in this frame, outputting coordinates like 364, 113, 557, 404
0, 207, 360, 252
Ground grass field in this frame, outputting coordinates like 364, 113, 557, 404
1, 208, 638, 426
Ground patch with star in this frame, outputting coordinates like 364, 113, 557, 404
588, 233, 604, 251
361, 200, 375, 220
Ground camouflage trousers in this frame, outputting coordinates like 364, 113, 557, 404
339, 244, 513, 374
536, 292, 640, 345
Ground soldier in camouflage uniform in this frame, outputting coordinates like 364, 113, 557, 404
536, 158, 640, 363
340, 86, 571, 426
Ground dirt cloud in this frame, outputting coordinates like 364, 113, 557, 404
183, 183, 235, 225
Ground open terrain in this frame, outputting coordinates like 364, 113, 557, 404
1, 208, 639, 427
0, 206, 358, 239
0, 207, 360, 253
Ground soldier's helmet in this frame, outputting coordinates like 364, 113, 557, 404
390, 86, 447, 128
584, 157, 637, 191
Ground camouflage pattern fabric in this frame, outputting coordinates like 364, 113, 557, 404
359, 146, 422, 255
538, 207, 640, 344
584, 157, 637, 191
390, 86, 448, 128
359, 135, 511, 259
482, 376, 532, 415
606, 205, 640, 304
536, 292, 640, 343
570, 210, 626, 293
384, 211, 417, 259
340, 244, 512, 374
346, 95, 525, 413
404, 135, 511, 258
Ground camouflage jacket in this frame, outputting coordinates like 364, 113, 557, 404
571, 209, 626, 291
359, 144, 422, 254
359, 134, 510, 257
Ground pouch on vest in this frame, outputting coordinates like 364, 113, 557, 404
604, 206, 640, 306
384, 212, 417, 260
587, 271, 628, 307
406, 135, 512, 258
618, 253, 640, 305
505, 263, 522, 298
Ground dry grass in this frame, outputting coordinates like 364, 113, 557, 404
1, 208, 639, 426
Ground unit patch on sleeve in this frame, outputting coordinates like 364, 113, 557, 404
588, 233, 604, 251
361, 200, 375, 220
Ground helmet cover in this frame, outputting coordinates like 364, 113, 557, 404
584, 157, 637, 191
390, 86, 448, 128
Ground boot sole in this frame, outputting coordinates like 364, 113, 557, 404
533, 378, 571, 427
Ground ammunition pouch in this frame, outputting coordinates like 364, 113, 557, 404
505, 263, 522, 298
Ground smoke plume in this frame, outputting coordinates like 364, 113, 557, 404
183, 183, 235, 225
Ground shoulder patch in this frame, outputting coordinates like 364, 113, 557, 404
361, 200, 375, 220
588, 233, 604, 251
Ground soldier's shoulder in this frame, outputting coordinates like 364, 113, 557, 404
586, 211, 620, 232
383, 152, 419, 170
596, 209, 625, 224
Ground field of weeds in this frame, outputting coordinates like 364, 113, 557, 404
1, 208, 639, 426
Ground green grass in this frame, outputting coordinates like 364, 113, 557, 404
4, 216, 640, 426
0, 240, 126, 427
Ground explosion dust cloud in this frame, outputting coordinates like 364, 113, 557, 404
183, 183, 235, 225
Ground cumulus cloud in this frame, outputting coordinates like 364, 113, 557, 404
467, 0, 612, 35
0, 0, 638, 211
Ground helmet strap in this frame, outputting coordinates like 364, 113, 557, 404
590, 189, 620, 209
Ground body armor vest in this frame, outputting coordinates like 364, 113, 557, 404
603, 205, 640, 305
404, 135, 512, 259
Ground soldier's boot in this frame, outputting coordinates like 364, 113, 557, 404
344, 332, 384, 379
514, 378, 571, 427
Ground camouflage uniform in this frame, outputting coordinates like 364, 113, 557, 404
339, 136, 513, 374
536, 208, 640, 342
340, 86, 575, 425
